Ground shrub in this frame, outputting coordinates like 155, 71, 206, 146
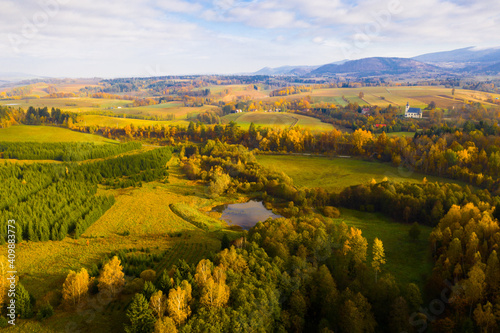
36, 303, 54, 321
140, 269, 156, 282
323, 206, 340, 218
123, 278, 145, 295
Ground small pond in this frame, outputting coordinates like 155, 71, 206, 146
213, 201, 282, 230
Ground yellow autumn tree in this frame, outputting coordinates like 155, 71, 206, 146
343, 227, 368, 264
0, 255, 9, 308
351, 129, 373, 154
62, 268, 90, 307
372, 238, 386, 282
194, 259, 213, 288
200, 277, 230, 308
149, 290, 167, 319
154, 316, 177, 333
98, 256, 125, 298
167, 282, 191, 326
474, 301, 497, 333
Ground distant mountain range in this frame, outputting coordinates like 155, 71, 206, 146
310, 57, 440, 76
0, 72, 49, 85
412, 46, 500, 64
253, 46, 500, 77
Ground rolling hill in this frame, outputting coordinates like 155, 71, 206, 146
310, 57, 441, 76
413, 46, 500, 64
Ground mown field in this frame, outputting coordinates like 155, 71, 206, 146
334, 209, 433, 287
0, 125, 117, 143
222, 112, 334, 131
256, 154, 466, 191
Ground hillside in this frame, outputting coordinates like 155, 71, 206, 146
413, 46, 500, 64
310, 57, 441, 76
253, 65, 319, 75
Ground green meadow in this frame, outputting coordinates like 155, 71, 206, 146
256, 154, 465, 191
335, 209, 433, 287
0, 125, 117, 143
222, 112, 333, 131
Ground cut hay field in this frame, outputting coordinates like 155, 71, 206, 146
256, 154, 466, 192
335, 209, 433, 287
113, 103, 218, 119
78, 115, 190, 128
0, 97, 131, 112
222, 112, 333, 131
0, 125, 117, 143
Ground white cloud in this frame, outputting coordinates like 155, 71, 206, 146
0, 0, 499, 76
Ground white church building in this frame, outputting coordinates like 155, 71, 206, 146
405, 102, 422, 119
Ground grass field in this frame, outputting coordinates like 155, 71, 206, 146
256, 154, 465, 191
385, 131, 417, 138
0, 125, 118, 143
78, 115, 191, 128
222, 112, 333, 131
335, 209, 433, 287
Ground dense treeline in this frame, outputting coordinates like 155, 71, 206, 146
70, 146, 172, 188
0, 141, 141, 161
25, 106, 76, 126
124, 215, 421, 333
335, 181, 500, 226
270, 85, 313, 97
427, 204, 500, 332
0, 147, 173, 242
196, 111, 220, 124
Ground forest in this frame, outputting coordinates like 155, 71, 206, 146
0, 142, 141, 161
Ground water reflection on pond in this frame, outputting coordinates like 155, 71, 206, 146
213, 201, 282, 230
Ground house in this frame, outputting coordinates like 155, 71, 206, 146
405, 102, 422, 119
361, 108, 371, 115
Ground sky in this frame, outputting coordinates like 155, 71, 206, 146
0, 0, 499, 78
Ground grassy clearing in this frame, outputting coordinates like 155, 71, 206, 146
0, 125, 117, 143
256, 154, 466, 191
334, 208, 433, 287
222, 112, 333, 132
